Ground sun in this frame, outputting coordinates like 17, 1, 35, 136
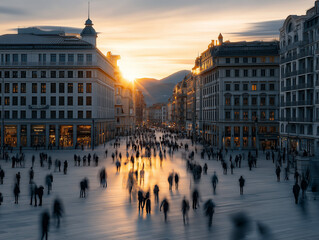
118, 58, 139, 83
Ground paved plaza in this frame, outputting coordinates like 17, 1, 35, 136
0, 133, 318, 239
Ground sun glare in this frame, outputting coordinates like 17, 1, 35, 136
118, 59, 138, 83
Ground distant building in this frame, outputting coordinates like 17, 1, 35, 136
198, 34, 280, 149
146, 103, 165, 126
280, 1, 319, 156
171, 79, 187, 131
0, 18, 117, 149
135, 89, 146, 126
185, 73, 196, 137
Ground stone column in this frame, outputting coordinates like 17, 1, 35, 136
55, 124, 59, 148
240, 125, 243, 148
17, 124, 21, 148
248, 126, 252, 148
73, 124, 77, 149
45, 124, 49, 149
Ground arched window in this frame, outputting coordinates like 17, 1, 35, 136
316, 126, 319, 135
288, 22, 293, 33
300, 125, 304, 134
294, 34, 298, 42
281, 124, 284, 133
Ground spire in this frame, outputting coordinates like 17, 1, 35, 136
88, 1, 90, 19
218, 33, 223, 45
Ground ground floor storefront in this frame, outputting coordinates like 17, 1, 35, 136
202, 121, 279, 150
0, 119, 115, 149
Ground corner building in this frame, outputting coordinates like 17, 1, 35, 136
0, 18, 116, 149
199, 35, 280, 150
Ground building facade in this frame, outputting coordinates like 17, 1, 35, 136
280, 1, 319, 156
199, 35, 280, 149
0, 18, 117, 149
134, 89, 146, 126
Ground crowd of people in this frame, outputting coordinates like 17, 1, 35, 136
0, 127, 317, 239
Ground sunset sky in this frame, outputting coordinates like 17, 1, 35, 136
0, 0, 314, 80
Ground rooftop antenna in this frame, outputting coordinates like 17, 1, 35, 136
88, 1, 90, 19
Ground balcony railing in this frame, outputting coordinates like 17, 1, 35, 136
0, 61, 96, 67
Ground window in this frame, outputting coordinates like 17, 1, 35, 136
269, 97, 275, 106
21, 96, 26, 106
270, 69, 275, 77
51, 96, 56, 106
225, 84, 231, 91
59, 111, 64, 119
86, 111, 92, 118
32, 83, 37, 93
41, 83, 46, 93
235, 84, 240, 91
5, 54, 10, 63
59, 71, 65, 78
41, 71, 46, 78
78, 83, 83, 93
234, 97, 240, 106
21, 111, 26, 119
252, 57, 257, 63
252, 111, 257, 121
59, 96, 64, 106
21, 54, 27, 63
67, 96, 73, 106
32, 111, 37, 119
243, 97, 248, 105
78, 71, 84, 78
261, 84, 266, 91
59, 83, 64, 93
51, 111, 56, 119
269, 111, 275, 121
21, 71, 26, 78
32, 96, 37, 105
260, 97, 266, 106
226, 58, 230, 63
243, 112, 248, 120
235, 58, 239, 63
41, 96, 46, 105
2, 99, 9, 109
243, 57, 248, 63
86, 54, 92, 63
225, 97, 231, 105
78, 97, 83, 105
67, 111, 73, 119
21, 83, 26, 93
252, 84, 257, 91
32, 71, 37, 78
77, 54, 84, 63
86, 71, 92, 78
86, 83, 92, 93
86, 96, 92, 105
68, 83, 73, 93
225, 111, 231, 120
59, 54, 66, 63
243, 84, 248, 91
270, 84, 275, 91
244, 69, 248, 77
51, 83, 56, 93
234, 112, 240, 120
226, 70, 231, 77
252, 97, 257, 105
41, 111, 46, 119
4, 71, 10, 78
78, 111, 83, 119
261, 69, 266, 77
12, 111, 18, 119
12, 71, 18, 78
4, 111, 10, 119
12, 96, 18, 105
252, 69, 257, 77
12, 83, 18, 93
67, 71, 73, 78
5, 83, 10, 93
68, 54, 74, 63
235, 70, 240, 77
50, 54, 57, 63
50, 71, 56, 78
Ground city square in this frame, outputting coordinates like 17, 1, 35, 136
0, 132, 318, 239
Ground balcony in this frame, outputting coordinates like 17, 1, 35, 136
283, 70, 297, 78
297, 68, 313, 75
296, 82, 314, 89
297, 100, 313, 106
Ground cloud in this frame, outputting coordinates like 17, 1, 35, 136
0, 6, 26, 15
229, 19, 284, 38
